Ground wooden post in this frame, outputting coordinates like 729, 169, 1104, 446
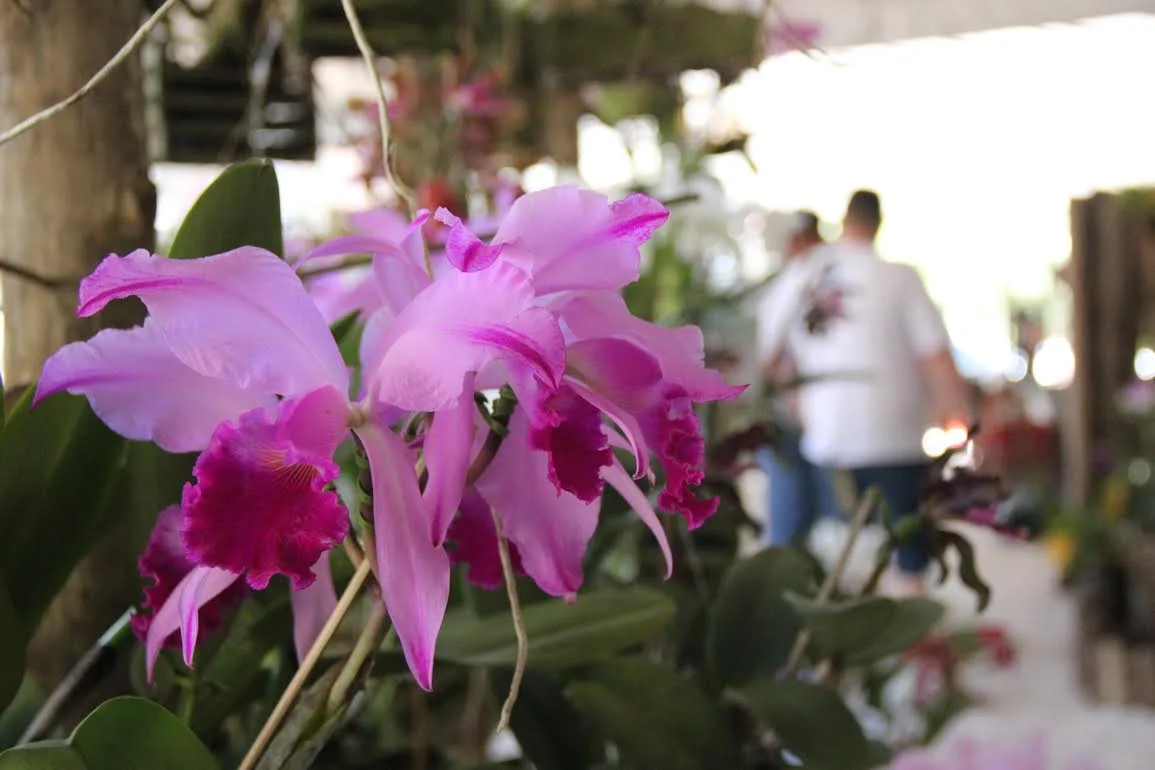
0, 0, 156, 697
0, 0, 156, 386
1066, 194, 1146, 504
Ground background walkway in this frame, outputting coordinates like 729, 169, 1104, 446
737, 470, 1155, 769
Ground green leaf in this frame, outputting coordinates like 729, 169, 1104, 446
737, 678, 871, 770
70, 697, 219, 770
784, 593, 897, 660
867, 740, 894, 767
567, 659, 739, 770
785, 593, 946, 665
0, 579, 25, 713
436, 588, 675, 669
490, 670, 602, 770
707, 547, 819, 688
189, 590, 292, 735
123, 443, 196, 556
255, 665, 344, 770
0, 742, 86, 769
0, 392, 127, 629
940, 530, 991, 612
168, 159, 283, 259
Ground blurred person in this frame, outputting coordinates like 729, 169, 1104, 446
758, 190, 972, 595
754, 211, 840, 547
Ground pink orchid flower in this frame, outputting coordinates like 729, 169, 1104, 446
433, 186, 746, 529
34, 243, 561, 690
302, 186, 743, 599
298, 207, 431, 326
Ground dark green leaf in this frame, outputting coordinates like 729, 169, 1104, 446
853, 598, 945, 663
0, 676, 44, 748
255, 665, 344, 770
922, 689, 974, 745
866, 740, 893, 768
940, 530, 991, 612
784, 593, 897, 661
436, 588, 675, 669
0, 392, 127, 628
707, 547, 819, 687
567, 659, 739, 770
785, 593, 945, 665
123, 443, 195, 556
490, 670, 601, 770
168, 159, 283, 260
738, 678, 871, 770
0, 579, 26, 712
463, 573, 551, 618
189, 590, 292, 735
0, 742, 86, 769
70, 697, 218, 770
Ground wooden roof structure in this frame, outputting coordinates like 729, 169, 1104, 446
150, 0, 762, 164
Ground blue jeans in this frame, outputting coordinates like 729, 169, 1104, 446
846, 463, 932, 575
755, 431, 840, 547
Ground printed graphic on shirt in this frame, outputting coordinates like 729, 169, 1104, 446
801, 264, 853, 336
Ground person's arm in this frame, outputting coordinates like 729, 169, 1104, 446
756, 260, 810, 377
896, 265, 973, 427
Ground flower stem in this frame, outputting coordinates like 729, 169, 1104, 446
326, 603, 390, 712
490, 511, 526, 733
783, 489, 880, 677
337, 0, 416, 219
0, 0, 182, 147
238, 558, 372, 770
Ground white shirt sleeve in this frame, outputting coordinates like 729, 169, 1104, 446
894, 264, 951, 358
756, 259, 811, 364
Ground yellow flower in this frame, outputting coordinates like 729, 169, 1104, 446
1046, 532, 1076, 570
1102, 478, 1130, 521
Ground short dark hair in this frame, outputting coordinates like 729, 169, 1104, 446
793, 210, 821, 240
845, 189, 882, 229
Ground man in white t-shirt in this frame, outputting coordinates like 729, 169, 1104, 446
755, 211, 841, 548
757, 190, 971, 594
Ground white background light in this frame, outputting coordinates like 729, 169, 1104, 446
1032, 337, 1076, 390
1135, 347, 1155, 380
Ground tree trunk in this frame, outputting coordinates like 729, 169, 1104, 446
0, 0, 155, 386
0, 0, 156, 694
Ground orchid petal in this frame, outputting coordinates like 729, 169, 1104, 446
526, 385, 612, 503
604, 459, 672, 578
567, 378, 651, 480
302, 235, 408, 264
291, 555, 338, 663
608, 193, 670, 246
35, 322, 275, 453
446, 488, 525, 589
372, 249, 433, 316
641, 385, 719, 529
146, 566, 240, 679
493, 186, 666, 295
434, 208, 503, 272
366, 262, 564, 412
423, 378, 477, 545
304, 267, 382, 325
566, 337, 664, 412
132, 505, 245, 646
77, 248, 348, 396
557, 292, 745, 402
475, 409, 599, 597
355, 422, 449, 690
347, 206, 431, 268
182, 386, 350, 590
348, 207, 412, 242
